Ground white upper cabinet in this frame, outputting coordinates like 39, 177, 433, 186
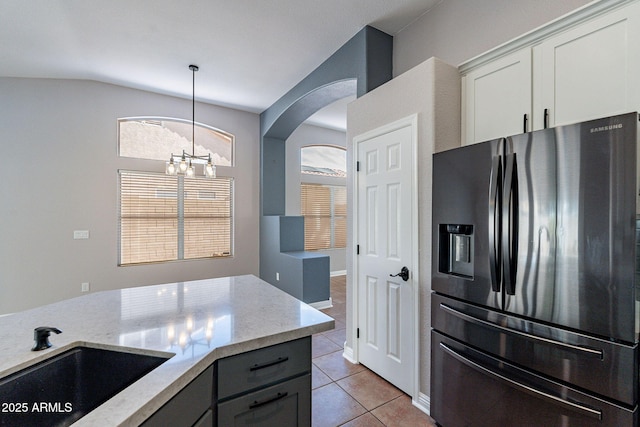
462, 49, 532, 145
533, 1, 640, 129
461, 0, 640, 145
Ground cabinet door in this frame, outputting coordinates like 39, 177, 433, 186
534, 2, 640, 129
463, 48, 532, 145
141, 366, 213, 427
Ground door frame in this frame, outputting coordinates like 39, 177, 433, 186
350, 114, 419, 399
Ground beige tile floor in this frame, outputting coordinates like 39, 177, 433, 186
312, 276, 437, 427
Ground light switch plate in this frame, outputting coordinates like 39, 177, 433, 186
73, 230, 89, 239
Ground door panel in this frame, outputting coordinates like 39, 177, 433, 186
365, 276, 378, 349
464, 48, 532, 145
432, 139, 502, 310
387, 183, 401, 259
387, 281, 401, 361
534, 3, 640, 129
508, 114, 638, 343
357, 124, 414, 394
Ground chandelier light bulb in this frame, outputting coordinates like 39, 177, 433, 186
205, 157, 216, 178
186, 160, 195, 177
179, 154, 188, 173
166, 158, 176, 175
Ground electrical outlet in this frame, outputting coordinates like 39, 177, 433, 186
81, 282, 90, 292
276, 272, 280, 281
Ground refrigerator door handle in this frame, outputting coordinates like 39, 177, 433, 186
439, 342, 603, 421
488, 154, 502, 292
439, 303, 604, 358
502, 151, 518, 295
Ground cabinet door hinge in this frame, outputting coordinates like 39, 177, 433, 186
357, 328, 360, 339
356, 161, 360, 172
356, 245, 360, 255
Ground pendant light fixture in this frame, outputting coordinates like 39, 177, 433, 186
166, 65, 216, 178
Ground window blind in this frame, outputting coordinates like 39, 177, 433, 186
183, 178, 232, 259
301, 184, 346, 251
119, 171, 232, 265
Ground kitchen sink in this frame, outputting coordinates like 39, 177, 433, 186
0, 346, 170, 427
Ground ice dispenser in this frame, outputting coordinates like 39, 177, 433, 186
438, 224, 474, 278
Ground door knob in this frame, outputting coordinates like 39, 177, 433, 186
390, 266, 409, 282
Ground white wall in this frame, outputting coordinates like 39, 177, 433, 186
394, 0, 591, 74
285, 123, 347, 273
0, 77, 260, 314
346, 58, 460, 405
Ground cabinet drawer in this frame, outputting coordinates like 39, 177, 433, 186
431, 331, 636, 426
217, 374, 310, 427
217, 337, 310, 400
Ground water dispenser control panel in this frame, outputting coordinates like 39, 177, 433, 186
438, 224, 474, 278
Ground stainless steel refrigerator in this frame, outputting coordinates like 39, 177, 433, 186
431, 113, 640, 426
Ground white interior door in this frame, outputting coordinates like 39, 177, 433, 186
355, 120, 415, 395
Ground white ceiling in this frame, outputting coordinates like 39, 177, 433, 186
0, 0, 439, 130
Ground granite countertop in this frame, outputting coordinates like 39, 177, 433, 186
0, 275, 334, 426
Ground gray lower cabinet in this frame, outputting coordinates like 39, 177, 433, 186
215, 337, 311, 427
141, 365, 214, 427
141, 337, 311, 427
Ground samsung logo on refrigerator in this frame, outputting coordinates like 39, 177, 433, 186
590, 124, 623, 133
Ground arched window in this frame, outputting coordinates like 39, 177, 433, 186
300, 145, 346, 251
300, 145, 346, 177
118, 117, 233, 165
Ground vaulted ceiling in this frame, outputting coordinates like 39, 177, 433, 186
0, 0, 439, 129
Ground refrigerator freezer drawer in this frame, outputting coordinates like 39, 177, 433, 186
431, 331, 637, 427
432, 293, 638, 406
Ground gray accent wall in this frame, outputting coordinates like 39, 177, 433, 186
286, 123, 347, 274
0, 77, 260, 314
259, 26, 392, 301
261, 26, 392, 216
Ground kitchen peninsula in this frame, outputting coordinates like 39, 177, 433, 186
0, 275, 334, 426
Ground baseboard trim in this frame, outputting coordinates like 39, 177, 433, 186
331, 270, 346, 277
342, 344, 357, 364
413, 392, 431, 415
308, 298, 332, 310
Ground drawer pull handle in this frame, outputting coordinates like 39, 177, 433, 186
439, 303, 603, 358
250, 356, 289, 371
440, 342, 602, 420
249, 392, 289, 409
